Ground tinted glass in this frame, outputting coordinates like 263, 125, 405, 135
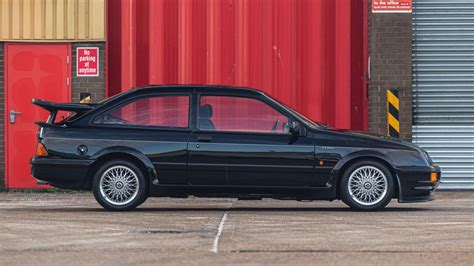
199, 96, 289, 133
94, 95, 189, 128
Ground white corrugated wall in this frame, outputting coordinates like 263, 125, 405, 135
412, 0, 474, 189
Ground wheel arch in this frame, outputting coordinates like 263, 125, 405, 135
84, 147, 157, 189
332, 153, 401, 200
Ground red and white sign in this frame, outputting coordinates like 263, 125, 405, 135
372, 0, 412, 13
77, 47, 99, 77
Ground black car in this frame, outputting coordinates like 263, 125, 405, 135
31, 85, 440, 211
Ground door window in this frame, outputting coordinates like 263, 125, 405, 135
94, 95, 190, 128
199, 96, 289, 133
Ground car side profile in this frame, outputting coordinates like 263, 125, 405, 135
31, 85, 440, 211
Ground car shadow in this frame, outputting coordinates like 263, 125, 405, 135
3, 206, 437, 213
130, 206, 435, 213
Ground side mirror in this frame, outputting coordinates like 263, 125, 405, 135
288, 121, 300, 135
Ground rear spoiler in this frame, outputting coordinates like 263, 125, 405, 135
32, 99, 96, 124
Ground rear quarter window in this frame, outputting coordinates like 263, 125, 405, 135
93, 95, 190, 128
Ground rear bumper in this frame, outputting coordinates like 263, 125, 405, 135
395, 164, 441, 203
30, 157, 94, 190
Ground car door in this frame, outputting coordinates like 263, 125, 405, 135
187, 94, 315, 187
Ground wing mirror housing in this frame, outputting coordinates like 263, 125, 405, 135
288, 121, 301, 135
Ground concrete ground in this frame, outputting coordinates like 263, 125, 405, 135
0, 191, 472, 266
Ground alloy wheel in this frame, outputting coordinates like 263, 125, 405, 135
99, 165, 140, 206
347, 166, 388, 206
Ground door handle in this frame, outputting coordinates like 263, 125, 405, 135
197, 135, 212, 142
10, 110, 22, 124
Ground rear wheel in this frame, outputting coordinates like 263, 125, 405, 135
340, 160, 394, 211
92, 160, 148, 211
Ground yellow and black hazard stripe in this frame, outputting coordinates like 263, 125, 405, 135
387, 89, 400, 138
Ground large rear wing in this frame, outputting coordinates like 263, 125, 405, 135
32, 99, 96, 125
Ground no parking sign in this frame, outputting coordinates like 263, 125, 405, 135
77, 47, 99, 77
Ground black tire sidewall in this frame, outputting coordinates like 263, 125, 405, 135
92, 160, 148, 211
340, 160, 395, 211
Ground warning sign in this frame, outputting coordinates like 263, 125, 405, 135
77, 47, 99, 77
372, 0, 412, 13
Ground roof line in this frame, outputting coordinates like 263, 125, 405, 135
130, 84, 266, 94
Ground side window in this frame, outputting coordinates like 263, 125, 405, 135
199, 96, 289, 133
93, 95, 190, 128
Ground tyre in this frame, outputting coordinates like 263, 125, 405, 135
340, 160, 395, 211
92, 159, 148, 211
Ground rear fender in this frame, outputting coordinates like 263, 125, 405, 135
91, 146, 158, 182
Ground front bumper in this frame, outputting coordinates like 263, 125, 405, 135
31, 157, 94, 190
395, 164, 441, 203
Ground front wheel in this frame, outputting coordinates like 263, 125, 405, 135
340, 160, 395, 211
92, 160, 148, 211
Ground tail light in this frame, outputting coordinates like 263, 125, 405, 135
36, 143, 49, 157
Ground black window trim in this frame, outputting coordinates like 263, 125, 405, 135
89, 92, 193, 131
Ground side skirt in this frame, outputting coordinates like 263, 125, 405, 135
148, 184, 337, 201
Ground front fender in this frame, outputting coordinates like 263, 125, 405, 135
332, 150, 395, 173
329, 149, 402, 199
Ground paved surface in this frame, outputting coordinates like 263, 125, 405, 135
0, 191, 472, 265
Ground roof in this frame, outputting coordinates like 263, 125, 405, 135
140, 84, 264, 93
127, 84, 267, 96
99, 85, 269, 107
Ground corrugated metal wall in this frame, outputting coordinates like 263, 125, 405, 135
0, 0, 105, 41
412, 0, 474, 189
107, 0, 369, 130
